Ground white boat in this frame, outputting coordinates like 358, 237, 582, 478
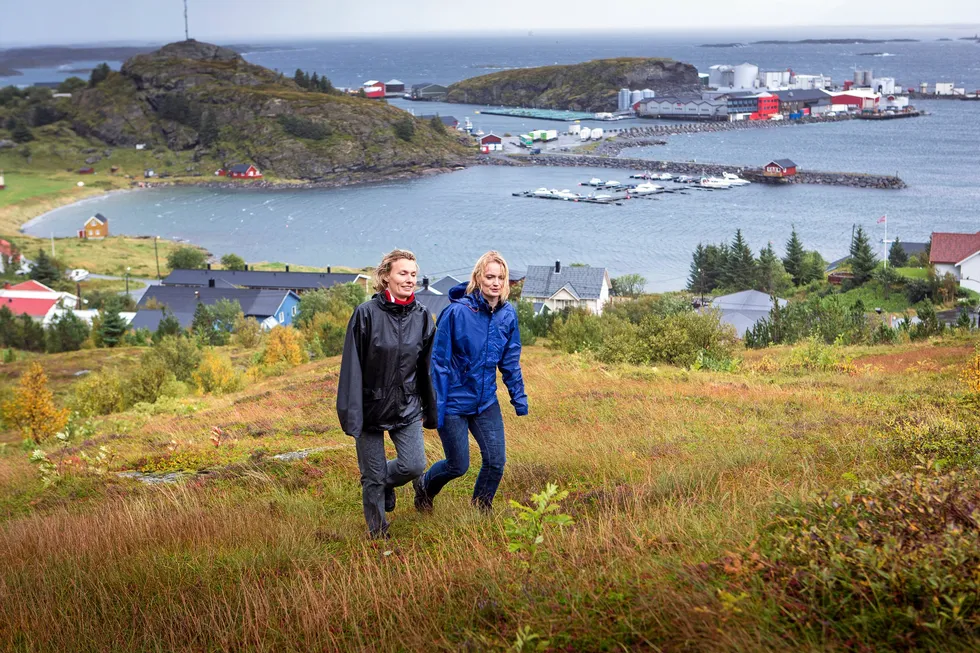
462, 117, 473, 132
675, 175, 694, 183
699, 177, 730, 189
605, 180, 621, 187
474, 129, 485, 136
631, 182, 663, 195
532, 187, 553, 197
586, 177, 604, 186
655, 172, 673, 181
721, 172, 751, 186
556, 189, 580, 200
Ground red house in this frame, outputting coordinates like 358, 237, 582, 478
226, 164, 263, 179
479, 133, 503, 152
763, 159, 798, 177
361, 80, 386, 99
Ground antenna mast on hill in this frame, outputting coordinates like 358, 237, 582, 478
183, 0, 190, 40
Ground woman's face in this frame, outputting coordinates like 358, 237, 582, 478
387, 258, 418, 301
480, 262, 505, 302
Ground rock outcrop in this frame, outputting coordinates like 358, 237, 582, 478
66, 40, 470, 181
445, 58, 700, 112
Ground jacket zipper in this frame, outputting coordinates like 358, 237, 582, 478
480, 302, 492, 407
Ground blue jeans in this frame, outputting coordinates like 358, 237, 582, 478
421, 401, 506, 509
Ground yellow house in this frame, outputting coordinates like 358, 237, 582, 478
81, 213, 109, 240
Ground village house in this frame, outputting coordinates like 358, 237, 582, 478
521, 261, 611, 315
709, 289, 788, 337
763, 159, 798, 178
219, 164, 262, 179
79, 213, 109, 239
637, 95, 728, 120
361, 80, 386, 98
930, 231, 980, 293
384, 79, 406, 96
479, 133, 503, 152
131, 286, 301, 332
0, 280, 83, 322
161, 267, 370, 294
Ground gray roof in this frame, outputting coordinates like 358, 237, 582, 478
228, 164, 255, 173
769, 159, 798, 169
522, 264, 608, 301
773, 89, 832, 102
129, 308, 196, 331
710, 290, 787, 336
138, 286, 296, 320
429, 275, 461, 295
415, 288, 452, 321
162, 268, 365, 292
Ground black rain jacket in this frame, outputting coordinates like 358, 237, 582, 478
336, 293, 438, 437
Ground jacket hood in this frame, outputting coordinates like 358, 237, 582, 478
448, 282, 492, 313
448, 282, 469, 301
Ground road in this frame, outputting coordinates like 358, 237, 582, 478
88, 273, 161, 302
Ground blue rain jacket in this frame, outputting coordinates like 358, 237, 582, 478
432, 283, 528, 428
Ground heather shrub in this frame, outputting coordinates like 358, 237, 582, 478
750, 463, 980, 648
887, 414, 980, 466
125, 355, 177, 406
70, 369, 126, 416
262, 326, 307, 367
786, 336, 856, 374
148, 335, 201, 383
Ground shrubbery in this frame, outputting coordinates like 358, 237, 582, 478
261, 326, 307, 367
70, 369, 126, 416
192, 350, 242, 395
278, 114, 332, 140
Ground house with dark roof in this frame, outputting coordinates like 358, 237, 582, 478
763, 159, 798, 177
428, 275, 461, 295
131, 286, 300, 332
410, 83, 448, 100
81, 213, 108, 239
710, 289, 787, 337
930, 231, 980, 293
162, 268, 370, 294
219, 164, 262, 179
772, 89, 831, 115
521, 261, 611, 315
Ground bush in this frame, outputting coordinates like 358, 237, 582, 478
753, 463, 980, 648
640, 310, 738, 367
1, 362, 69, 441
549, 310, 602, 354
278, 114, 332, 140
888, 414, 980, 466
125, 356, 177, 406
166, 246, 207, 270
394, 117, 415, 141
45, 311, 91, 353
232, 314, 262, 348
786, 336, 856, 374
220, 253, 246, 270
192, 349, 243, 395
148, 335, 201, 383
70, 369, 126, 416
262, 326, 307, 367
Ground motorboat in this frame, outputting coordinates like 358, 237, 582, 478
675, 175, 695, 183
721, 172, 751, 186
605, 180, 621, 187
698, 177, 730, 189
556, 189, 580, 200
532, 187, 553, 196
655, 172, 673, 181
631, 182, 663, 195
473, 129, 485, 137
585, 177, 604, 186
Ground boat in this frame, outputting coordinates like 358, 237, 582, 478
675, 175, 695, 183
631, 182, 663, 195
556, 189, 581, 200
655, 172, 674, 181
532, 187, 553, 197
462, 117, 473, 132
585, 177, 604, 186
721, 172, 751, 186
474, 129, 485, 137
605, 180, 621, 187
698, 177, 730, 189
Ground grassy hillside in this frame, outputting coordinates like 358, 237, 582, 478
2, 335, 979, 650
445, 57, 700, 112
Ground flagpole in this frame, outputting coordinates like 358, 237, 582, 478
884, 214, 887, 267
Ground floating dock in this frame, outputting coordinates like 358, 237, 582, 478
478, 108, 597, 122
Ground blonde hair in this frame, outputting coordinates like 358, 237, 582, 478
372, 249, 418, 293
466, 250, 510, 301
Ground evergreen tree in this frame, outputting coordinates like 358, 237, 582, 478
88, 62, 111, 87
783, 227, 806, 286
755, 243, 784, 294
18, 313, 45, 352
45, 310, 90, 353
800, 250, 827, 285
11, 121, 34, 144
394, 117, 415, 141
318, 75, 334, 93
29, 249, 60, 286
198, 110, 219, 147
310, 72, 319, 89
723, 229, 756, 291
429, 116, 446, 134
98, 300, 128, 348
294, 69, 306, 88
688, 243, 708, 294
154, 308, 182, 342
888, 237, 908, 267
849, 226, 878, 286
0, 305, 17, 348
191, 302, 222, 345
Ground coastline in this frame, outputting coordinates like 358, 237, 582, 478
20, 187, 137, 233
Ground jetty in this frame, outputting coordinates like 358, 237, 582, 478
478, 108, 598, 121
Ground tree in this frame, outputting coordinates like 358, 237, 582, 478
10, 121, 34, 144
394, 117, 415, 141
58, 76, 87, 93
293, 69, 306, 88
166, 245, 207, 270
430, 116, 446, 134
29, 249, 60, 286
88, 62, 111, 87
888, 238, 908, 268
318, 75, 335, 94
611, 273, 646, 298
723, 229, 756, 291
220, 253, 246, 270
873, 265, 902, 300
783, 228, 806, 286
191, 302, 220, 345
0, 305, 17, 348
18, 314, 45, 351
849, 226, 878, 286
1, 362, 69, 442
310, 72, 320, 89
198, 110, 219, 147
45, 311, 90, 353
154, 309, 182, 341
755, 243, 789, 295
98, 300, 128, 348
211, 299, 241, 336
799, 251, 827, 285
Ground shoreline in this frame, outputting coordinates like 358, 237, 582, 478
20, 187, 137, 233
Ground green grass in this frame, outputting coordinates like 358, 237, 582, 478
895, 266, 928, 280
0, 172, 76, 208
836, 280, 914, 312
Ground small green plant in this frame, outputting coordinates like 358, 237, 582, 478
29, 449, 59, 487
505, 483, 573, 568
511, 625, 549, 652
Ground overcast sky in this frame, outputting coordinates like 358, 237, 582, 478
3, 0, 980, 46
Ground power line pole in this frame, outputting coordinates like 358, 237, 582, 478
183, 0, 189, 41
154, 236, 161, 280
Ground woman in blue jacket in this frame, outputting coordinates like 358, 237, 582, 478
414, 251, 528, 513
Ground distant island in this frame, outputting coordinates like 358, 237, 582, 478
446, 57, 700, 112
699, 43, 746, 48
753, 38, 919, 45
858, 52, 897, 57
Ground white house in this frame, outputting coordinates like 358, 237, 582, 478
521, 261, 611, 315
930, 231, 980, 293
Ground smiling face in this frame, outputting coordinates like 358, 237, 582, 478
479, 262, 505, 304
386, 258, 418, 301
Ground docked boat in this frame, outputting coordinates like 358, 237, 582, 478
532, 187, 553, 197
675, 175, 695, 184
631, 182, 663, 195
584, 177, 604, 186
605, 180, 621, 187
556, 189, 580, 200
721, 172, 751, 186
698, 177, 730, 189
473, 129, 485, 137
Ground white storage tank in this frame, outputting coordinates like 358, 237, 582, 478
629, 90, 643, 105
617, 88, 631, 111
591, 127, 604, 140
641, 88, 655, 99
579, 127, 592, 141
733, 63, 759, 90
569, 123, 581, 135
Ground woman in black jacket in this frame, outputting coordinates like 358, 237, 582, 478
337, 249, 437, 539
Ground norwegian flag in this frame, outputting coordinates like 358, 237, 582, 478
877, 215, 887, 224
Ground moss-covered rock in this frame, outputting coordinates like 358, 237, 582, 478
446, 58, 700, 112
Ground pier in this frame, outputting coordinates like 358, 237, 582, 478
477, 107, 599, 121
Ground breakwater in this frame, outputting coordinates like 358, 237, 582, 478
502, 153, 907, 189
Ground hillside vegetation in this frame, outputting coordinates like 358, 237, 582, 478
445, 58, 700, 112
2, 320, 980, 650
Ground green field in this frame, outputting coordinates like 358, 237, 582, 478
0, 172, 77, 208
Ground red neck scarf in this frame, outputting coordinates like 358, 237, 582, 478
384, 289, 415, 306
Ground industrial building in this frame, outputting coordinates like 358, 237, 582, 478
636, 96, 728, 120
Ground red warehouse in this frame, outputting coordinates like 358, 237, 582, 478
479, 133, 503, 152
226, 164, 263, 179
763, 159, 798, 177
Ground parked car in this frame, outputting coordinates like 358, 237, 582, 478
67, 268, 90, 282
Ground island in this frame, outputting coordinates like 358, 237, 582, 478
699, 43, 746, 48
753, 38, 919, 45
445, 57, 700, 113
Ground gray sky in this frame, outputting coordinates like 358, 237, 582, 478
3, 1, 980, 45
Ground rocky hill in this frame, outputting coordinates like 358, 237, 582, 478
11, 40, 470, 182
445, 58, 700, 112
